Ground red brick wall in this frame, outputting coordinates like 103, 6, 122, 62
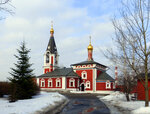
137, 80, 150, 100
39, 78, 62, 88
66, 77, 78, 89
96, 82, 114, 91
76, 69, 93, 91
97, 70, 102, 78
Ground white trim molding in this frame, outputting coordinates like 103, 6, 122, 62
41, 78, 45, 87
81, 71, 87, 79
86, 81, 90, 89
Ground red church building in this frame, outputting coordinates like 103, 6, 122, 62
36, 24, 115, 93
135, 74, 150, 101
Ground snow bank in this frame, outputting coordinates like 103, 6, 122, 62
0, 92, 66, 114
99, 91, 150, 114
132, 107, 150, 114
101, 91, 126, 101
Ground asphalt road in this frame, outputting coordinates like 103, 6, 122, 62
58, 93, 110, 114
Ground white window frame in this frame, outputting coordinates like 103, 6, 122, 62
69, 78, 75, 87
86, 81, 90, 89
81, 71, 87, 79
106, 80, 111, 89
56, 78, 61, 87
48, 78, 53, 87
41, 78, 45, 87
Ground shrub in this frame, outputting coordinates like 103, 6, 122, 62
0, 82, 10, 97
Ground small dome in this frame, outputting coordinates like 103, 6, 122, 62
50, 28, 54, 34
87, 43, 93, 50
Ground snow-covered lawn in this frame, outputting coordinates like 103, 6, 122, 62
99, 91, 150, 114
0, 92, 66, 114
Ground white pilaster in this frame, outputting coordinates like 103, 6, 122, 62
93, 69, 97, 92
62, 77, 66, 89
36, 78, 39, 86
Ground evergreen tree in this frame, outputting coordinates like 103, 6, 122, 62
9, 41, 39, 102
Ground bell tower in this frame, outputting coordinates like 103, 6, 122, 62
87, 36, 93, 61
43, 22, 59, 74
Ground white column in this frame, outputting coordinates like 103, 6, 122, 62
62, 77, 66, 89
93, 69, 97, 92
36, 78, 39, 86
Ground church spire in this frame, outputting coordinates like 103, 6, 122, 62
87, 36, 93, 61
43, 22, 58, 73
46, 21, 57, 54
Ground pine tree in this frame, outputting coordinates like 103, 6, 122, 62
9, 41, 39, 102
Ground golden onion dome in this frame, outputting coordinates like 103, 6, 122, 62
88, 43, 93, 50
50, 28, 54, 34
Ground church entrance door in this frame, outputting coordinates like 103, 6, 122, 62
81, 84, 85, 91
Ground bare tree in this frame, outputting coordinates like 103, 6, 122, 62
118, 73, 137, 101
106, 0, 150, 106
0, 0, 14, 20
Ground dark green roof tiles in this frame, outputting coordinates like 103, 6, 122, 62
38, 68, 79, 78
97, 72, 114, 81
47, 36, 57, 54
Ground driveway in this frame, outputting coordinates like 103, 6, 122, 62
59, 93, 110, 114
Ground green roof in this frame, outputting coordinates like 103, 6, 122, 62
97, 72, 114, 81
37, 68, 79, 78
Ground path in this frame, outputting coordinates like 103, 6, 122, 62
58, 93, 110, 114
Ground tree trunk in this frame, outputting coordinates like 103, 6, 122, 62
145, 72, 149, 106
145, 57, 149, 107
145, 86, 149, 107
126, 94, 130, 101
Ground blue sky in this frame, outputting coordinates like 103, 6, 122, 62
0, 0, 121, 81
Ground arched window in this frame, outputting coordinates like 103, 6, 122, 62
106, 80, 111, 89
86, 81, 90, 89
69, 78, 75, 87
46, 52, 49, 63
41, 78, 45, 87
81, 71, 87, 79
56, 78, 61, 87
48, 78, 53, 87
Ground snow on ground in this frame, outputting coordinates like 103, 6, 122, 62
99, 91, 150, 114
0, 92, 66, 114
